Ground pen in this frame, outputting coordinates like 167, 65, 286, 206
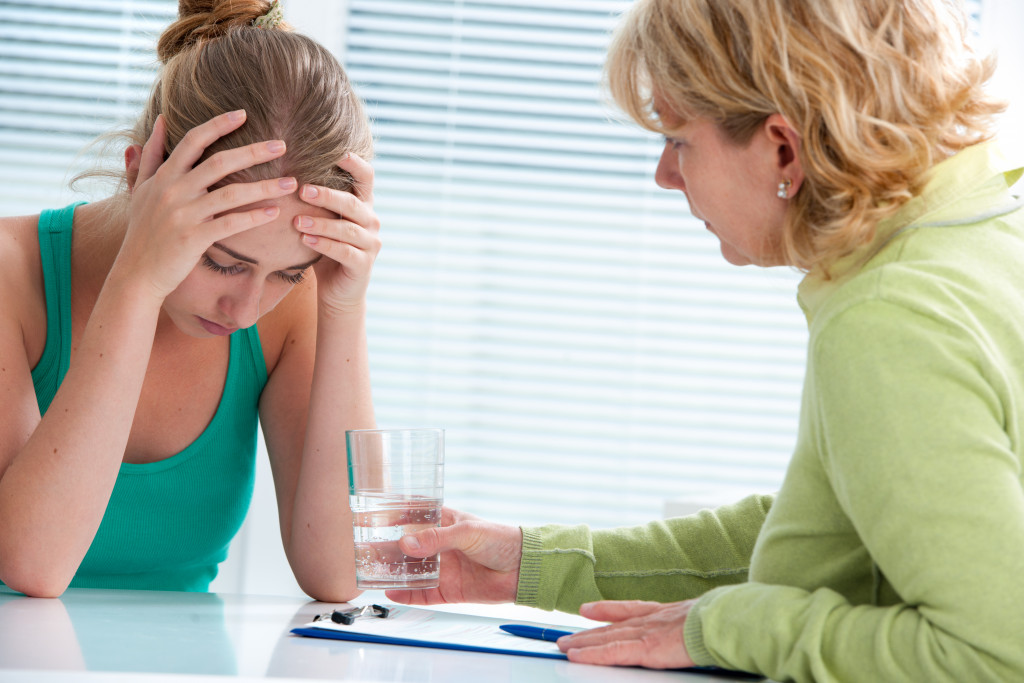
500, 624, 574, 642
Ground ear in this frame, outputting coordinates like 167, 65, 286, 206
763, 113, 804, 197
124, 144, 143, 193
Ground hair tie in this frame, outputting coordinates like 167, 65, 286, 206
253, 0, 284, 29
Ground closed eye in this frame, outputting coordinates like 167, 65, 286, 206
203, 253, 310, 285
202, 254, 244, 276
277, 270, 307, 285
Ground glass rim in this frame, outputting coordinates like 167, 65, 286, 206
346, 428, 444, 435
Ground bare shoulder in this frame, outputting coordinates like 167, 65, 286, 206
256, 271, 318, 376
0, 213, 46, 364
0, 214, 44, 317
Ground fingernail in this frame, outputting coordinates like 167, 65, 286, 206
296, 216, 313, 228
267, 140, 285, 153
302, 185, 319, 199
264, 207, 278, 217
279, 177, 297, 190
302, 234, 319, 245
228, 109, 245, 122
403, 535, 420, 551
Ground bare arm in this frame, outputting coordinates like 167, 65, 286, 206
260, 154, 379, 602
0, 111, 295, 596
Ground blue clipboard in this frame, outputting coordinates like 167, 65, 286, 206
290, 604, 572, 660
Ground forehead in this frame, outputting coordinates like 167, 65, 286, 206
217, 195, 332, 268
651, 92, 687, 133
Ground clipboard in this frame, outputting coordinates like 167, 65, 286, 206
291, 603, 579, 660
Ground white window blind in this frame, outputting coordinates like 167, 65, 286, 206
0, 0, 997, 534
338, 0, 807, 528
331, 0, 989, 527
0, 0, 177, 211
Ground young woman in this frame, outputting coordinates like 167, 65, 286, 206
0, 0, 377, 601
387, 1, 1024, 680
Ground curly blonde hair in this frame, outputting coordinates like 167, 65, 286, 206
605, 0, 1005, 272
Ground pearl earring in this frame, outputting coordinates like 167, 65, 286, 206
777, 179, 792, 199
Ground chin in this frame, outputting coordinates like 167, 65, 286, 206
720, 247, 754, 267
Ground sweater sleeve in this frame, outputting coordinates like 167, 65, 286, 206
515, 493, 772, 613
685, 300, 1024, 681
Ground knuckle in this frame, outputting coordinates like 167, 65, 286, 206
207, 152, 227, 173
219, 185, 239, 204
166, 205, 188, 227
180, 127, 200, 148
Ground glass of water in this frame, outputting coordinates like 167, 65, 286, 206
346, 428, 445, 590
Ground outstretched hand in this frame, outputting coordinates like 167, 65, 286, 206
556, 600, 698, 669
384, 507, 522, 605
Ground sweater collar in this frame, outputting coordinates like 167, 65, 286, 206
796, 141, 1024, 322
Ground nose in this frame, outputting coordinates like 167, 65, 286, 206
220, 280, 263, 330
654, 142, 683, 191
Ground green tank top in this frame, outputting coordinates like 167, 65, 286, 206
29, 203, 269, 591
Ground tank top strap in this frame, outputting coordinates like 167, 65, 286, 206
32, 202, 85, 413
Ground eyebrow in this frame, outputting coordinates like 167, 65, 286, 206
212, 242, 322, 271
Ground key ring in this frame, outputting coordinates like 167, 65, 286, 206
313, 604, 390, 625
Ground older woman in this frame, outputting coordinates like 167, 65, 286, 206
387, 1, 1024, 680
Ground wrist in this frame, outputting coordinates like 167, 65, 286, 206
104, 260, 168, 310
317, 298, 368, 323
102, 265, 167, 314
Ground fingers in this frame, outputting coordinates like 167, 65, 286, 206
396, 507, 475, 557
579, 600, 665, 622
187, 139, 289, 194
292, 214, 379, 253
298, 183, 380, 233
194, 176, 298, 225
564, 638, 653, 667
559, 600, 697, 670
398, 525, 449, 558
338, 153, 375, 203
384, 587, 445, 605
163, 109, 249, 174
136, 115, 167, 186
203, 204, 282, 241
293, 183, 381, 268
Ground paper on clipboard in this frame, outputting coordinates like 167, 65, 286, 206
291, 604, 582, 660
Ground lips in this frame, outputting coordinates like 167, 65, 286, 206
196, 316, 237, 336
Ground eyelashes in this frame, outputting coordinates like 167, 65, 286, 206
201, 254, 306, 285
279, 270, 307, 285
202, 254, 243, 276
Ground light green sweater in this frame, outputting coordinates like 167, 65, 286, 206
516, 141, 1024, 682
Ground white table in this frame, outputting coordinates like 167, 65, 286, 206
0, 587, 766, 682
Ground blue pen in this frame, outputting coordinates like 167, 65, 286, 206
500, 624, 574, 642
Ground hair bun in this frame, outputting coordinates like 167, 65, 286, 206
157, 0, 285, 63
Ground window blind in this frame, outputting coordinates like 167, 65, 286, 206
339, 0, 807, 528
0, 0, 176, 211
0, 0, 992, 534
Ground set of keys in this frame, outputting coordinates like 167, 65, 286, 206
312, 604, 391, 625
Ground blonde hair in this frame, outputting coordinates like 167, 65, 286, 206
606, 0, 1005, 272
85, 0, 372, 210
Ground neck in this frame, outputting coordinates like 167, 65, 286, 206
71, 197, 130, 292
